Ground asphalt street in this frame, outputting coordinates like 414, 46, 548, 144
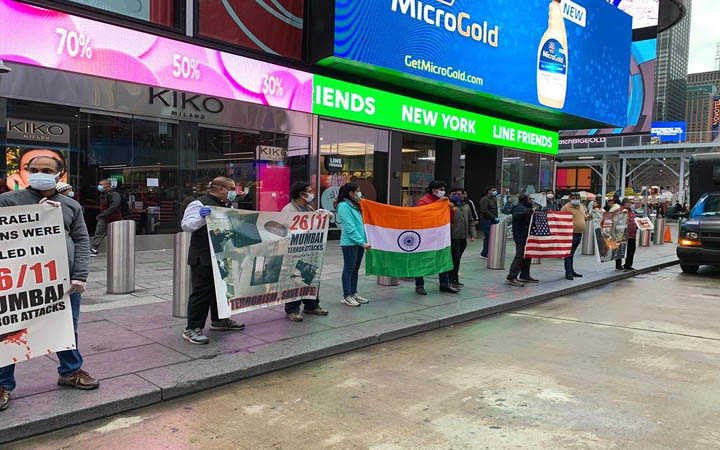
9, 265, 720, 449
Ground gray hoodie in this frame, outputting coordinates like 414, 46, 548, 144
0, 189, 91, 282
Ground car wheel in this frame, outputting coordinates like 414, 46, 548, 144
680, 264, 699, 274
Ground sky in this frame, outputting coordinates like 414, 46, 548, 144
687, 0, 720, 74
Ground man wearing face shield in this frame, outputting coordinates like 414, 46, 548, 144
0, 155, 99, 412
181, 177, 245, 345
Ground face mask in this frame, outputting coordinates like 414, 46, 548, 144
436, 190, 446, 198
227, 190, 238, 202
68, 191, 75, 198
303, 193, 315, 203
29, 173, 60, 191
97, 185, 105, 192
449, 194, 462, 204
491, 190, 498, 197
570, 199, 580, 206
355, 191, 363, 199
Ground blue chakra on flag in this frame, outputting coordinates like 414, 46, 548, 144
397, 231, 421, 252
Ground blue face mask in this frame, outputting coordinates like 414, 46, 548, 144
97, 185, 105, 192
570, 199, 581, 206
227, 190, 238, 202
491, 190, 498, 197
28, 172, 59, 191
449, 194, 462, 204
68, 191, 75, 198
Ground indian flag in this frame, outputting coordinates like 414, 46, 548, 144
361, 199, 453, 278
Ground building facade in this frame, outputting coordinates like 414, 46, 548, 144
655, 0, 692, 122
688, 70, 720, 91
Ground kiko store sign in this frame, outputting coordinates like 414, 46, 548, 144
148, 88, 224, 121
6, 119, 70, 144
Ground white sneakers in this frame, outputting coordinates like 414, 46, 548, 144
353, 294, 369, 304
341, 294, 370, 307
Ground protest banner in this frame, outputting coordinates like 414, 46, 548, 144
206, 207, 329, 317
592, 210, 629, 263
635, 217, 654, 231
0, 205, 75, 368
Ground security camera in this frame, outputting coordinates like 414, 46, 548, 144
0, 59, 12, 74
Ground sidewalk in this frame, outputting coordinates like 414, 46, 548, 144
1, 239, 679, 443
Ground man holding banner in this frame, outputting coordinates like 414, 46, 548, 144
181, 177, 246, 345
0, 155, 99, 412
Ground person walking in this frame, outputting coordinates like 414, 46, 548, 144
477, 186, 500, 259
462, 189, 480, 234
336, 182, 371, 307
617, 198, 637, 271
449, 188, 477, 289
561, 192, 590, 280
0, 155, 99, 412
506, 194, 536, 287
89, 179, 123, 256
415, 181, 458, 295
281, 182, 329, 321
181, 177, 245, 345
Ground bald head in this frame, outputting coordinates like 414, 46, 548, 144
208, 177, 236, 202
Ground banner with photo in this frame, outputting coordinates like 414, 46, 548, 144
206, 207, 330, 317
0, 205, 75, 368
592, 210, 628, 263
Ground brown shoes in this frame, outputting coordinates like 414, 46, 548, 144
0, 387, 9, 411
303, 307, 328, 316
57, 369, 100, 390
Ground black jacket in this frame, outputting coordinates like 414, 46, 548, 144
188, 194, 226, 266
478, 195, 499, 221
511, 203, 534, 244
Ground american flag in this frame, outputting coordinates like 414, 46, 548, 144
524, 211, 574, 258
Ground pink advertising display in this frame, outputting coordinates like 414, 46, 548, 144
0, 0, 313, 113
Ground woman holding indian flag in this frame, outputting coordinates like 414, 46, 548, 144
336, 182, 372, 307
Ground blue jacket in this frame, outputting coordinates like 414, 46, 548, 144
337, 200, 367, 247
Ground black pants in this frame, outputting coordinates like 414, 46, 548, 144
449, 238, 467, 284
285, 298, 320, 314
616, 238, 636, 269
508, 241, 531, 280
187, 264, 220, 330
564, 233, 583, 276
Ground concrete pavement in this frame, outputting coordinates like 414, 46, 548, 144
9, 265, 720, 449
0, 239, 680, 444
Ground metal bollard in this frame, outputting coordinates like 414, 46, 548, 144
638, 229, 651, 247
106, 220, 135, 294
173, 231, 192, 318
487, 221, 507, 270
581, 225, 595, 255
377, 276, 399, 286
654, 217, 666, 245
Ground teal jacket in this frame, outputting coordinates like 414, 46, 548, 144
337, 200, 367, 247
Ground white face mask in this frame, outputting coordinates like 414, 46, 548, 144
28, 172, 60, 191
436, 190, 446, 198
303, 193, 315, 203
355, 191, 363, 200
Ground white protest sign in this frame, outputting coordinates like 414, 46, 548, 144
0, 205, 75, 367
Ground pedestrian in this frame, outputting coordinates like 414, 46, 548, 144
449, 187, 477, 289
0, 155, 99, 412
546, 191, 560, 211
477, 186, 500, 259
280, 182, 329, 321
604, 196, 620, 213
461, 189, 480, 232
415, 181, 458, 295
55, 181, 75, 199
506, 194, 537, 287
561, 192, 590, 280
180, 177, 245, 345
617, 198, 637, 271
336, 182, 371, 307
89, 179, 122, 256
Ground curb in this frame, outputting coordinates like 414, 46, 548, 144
2, 258, 679, 444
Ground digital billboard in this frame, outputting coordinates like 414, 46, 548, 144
651, 122, 686, 143
609, 0, 659, 29
323, 0, 632, 127
560, 38, 656, 139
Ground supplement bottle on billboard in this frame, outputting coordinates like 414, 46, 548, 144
537, 0, 568, 109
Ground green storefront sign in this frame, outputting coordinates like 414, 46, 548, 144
312, 76, 558, 155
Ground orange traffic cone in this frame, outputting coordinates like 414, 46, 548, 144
664, 224, 673, 243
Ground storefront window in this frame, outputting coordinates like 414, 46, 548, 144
197, 0, 304, 59
64, 0, 182, 28
319, 121, 388, 228
501, 149, 542, 210
196, 126, 310, 212
401, 134, 437, 206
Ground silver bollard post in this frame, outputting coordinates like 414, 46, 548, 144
377, 276, 399, 286
638, 229, 651, 247
581, 225, 595, 255
106, 220, 135, 294
487, 221, 507, 270
654, 217, 666, 245
173, 231, 192, 318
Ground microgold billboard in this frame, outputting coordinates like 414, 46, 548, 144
323, 0, 632, 127
313, 76, 558, 155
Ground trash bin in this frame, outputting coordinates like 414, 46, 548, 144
173, 231, 192, 318
106, 220, 135, 294
377, 276, 399, 286
638, 229, 651, 247
581, 225, 595, 255
487, 221, 507, 270
654, 217, 666, 245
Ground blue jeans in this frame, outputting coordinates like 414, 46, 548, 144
563, 233, 583, 276
479, 220, 491, 257
0, 293, 83, 391
341, 245, 365, 297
